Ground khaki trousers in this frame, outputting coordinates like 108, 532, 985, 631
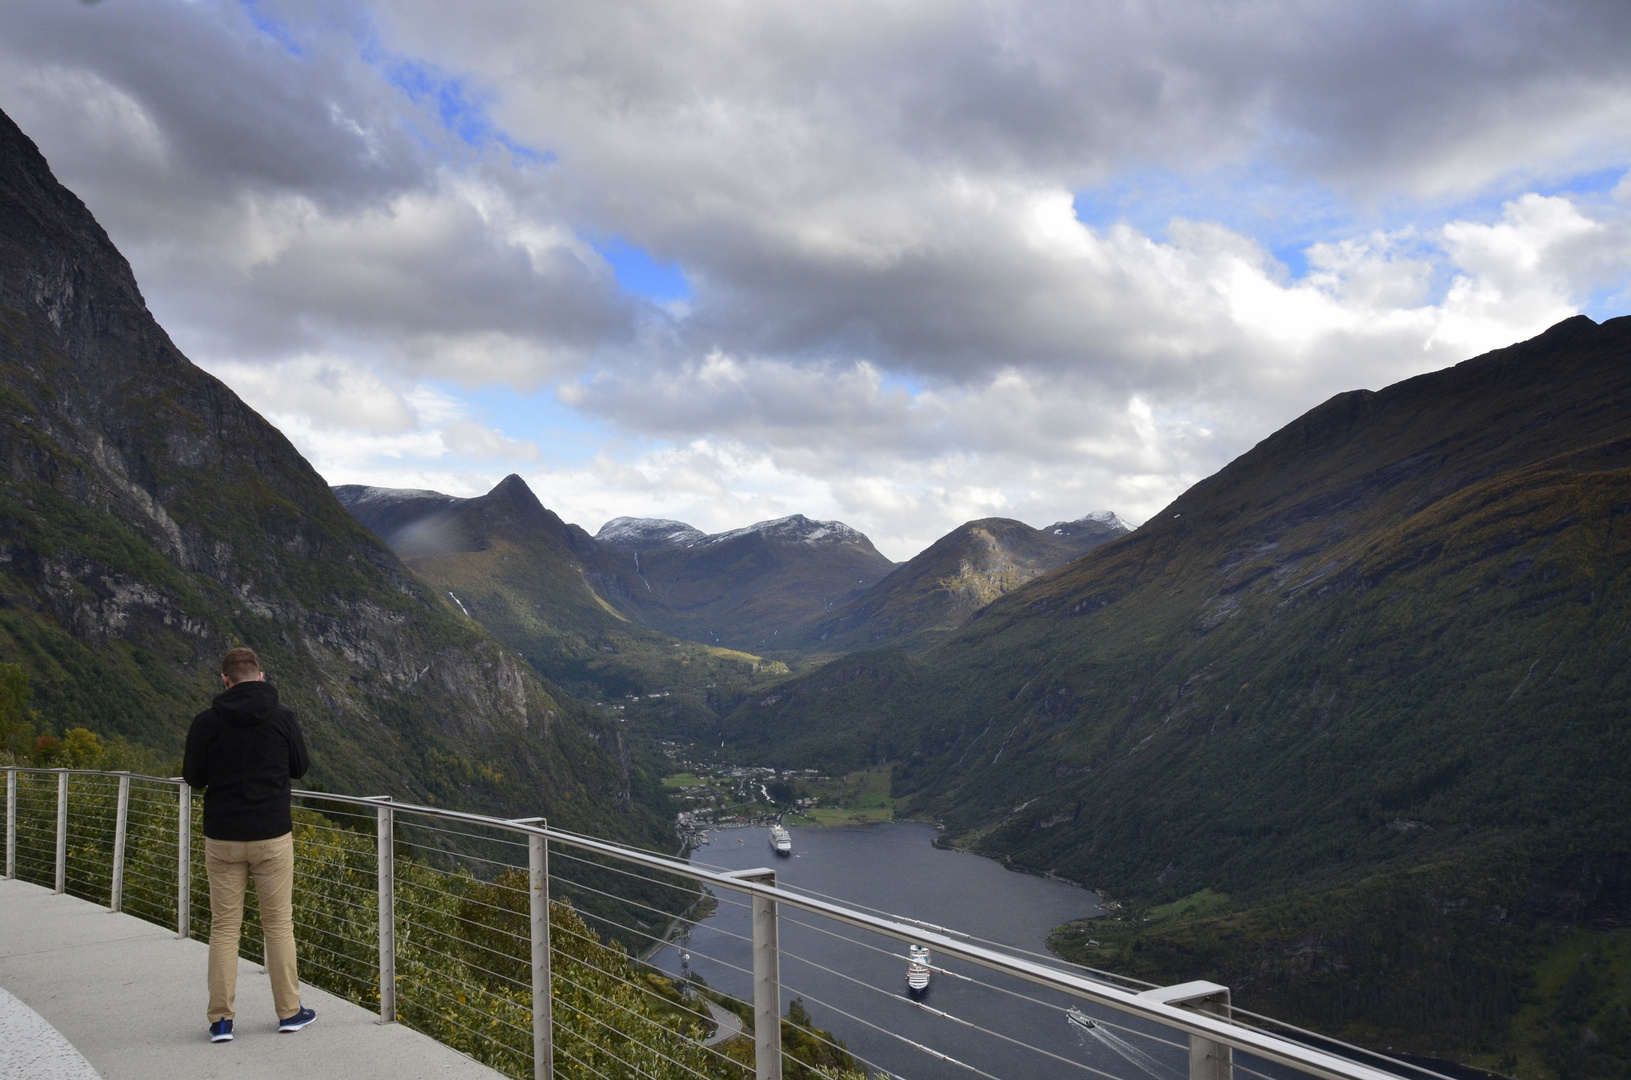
205, 832, 301, 1022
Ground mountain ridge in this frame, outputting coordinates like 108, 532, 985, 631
785, 512, 1130, 652
720, 314, 1631, 1062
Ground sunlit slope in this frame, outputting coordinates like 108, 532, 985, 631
729, 314, 1631, 888
0, 107, 662, 840
786, 515, 1127, 653
336, 476, 778, 705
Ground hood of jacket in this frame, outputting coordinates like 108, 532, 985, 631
212, 680, 281, 727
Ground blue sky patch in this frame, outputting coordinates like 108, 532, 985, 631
450, 382, 608, 467
355, 31, 552, 162
593, 238, 691, 303
236, 0, 304, 57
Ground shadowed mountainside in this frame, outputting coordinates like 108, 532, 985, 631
0, 108, 664, 840
787, 513, 1130, 652
595, 513, 898, 652
725, 315, 1631, 1064
342, 481, 900, 656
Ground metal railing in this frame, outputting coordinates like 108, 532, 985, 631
2, 767, 1460, 1080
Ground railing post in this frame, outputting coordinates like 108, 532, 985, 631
1137, 981, 1232, 1080
54, 769, 67, 894
176, 780, 191, 939
110, 773, 130, 913
4, 767, 15, 880
514, 817, 552, 1080
370, 797, 396, 1023
729, 868, 781, 1080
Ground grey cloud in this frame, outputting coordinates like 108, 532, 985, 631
2, 0, 1628, 555
0, 0, 640, 376
0, 2, 427, 215
370, 0, 1631, 384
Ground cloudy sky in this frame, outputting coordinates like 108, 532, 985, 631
3, 0, 1629, 559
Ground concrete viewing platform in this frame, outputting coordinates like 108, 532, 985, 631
0, 878, 503, 1080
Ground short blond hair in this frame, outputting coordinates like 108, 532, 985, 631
221, 647, 261, 684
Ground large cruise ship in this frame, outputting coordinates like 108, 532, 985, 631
906, 944, 931, 995
770, 824, 792, 855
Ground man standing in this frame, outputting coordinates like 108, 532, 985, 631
183, 646, 315, 1042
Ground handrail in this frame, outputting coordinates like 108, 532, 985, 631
2, 766, 1453, 1080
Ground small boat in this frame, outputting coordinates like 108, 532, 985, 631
770, 825, 792, 855
906, 944, 931, 995
1066, 1007, 1096, 1031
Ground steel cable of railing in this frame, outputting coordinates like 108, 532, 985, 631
548, 965, 743, 1076
547, 917, 758, 1036
546, 866, 755, 946
376, 814, 529, 853
392, 834, 526, 874
553, 1038, 631, 1080
548, 901, 750, 980
778, 909, 1191, 1056
726, 962, 901, 1080
1227, 1011, 1460, 1080
547, 852, 741, 918
5, 769, 1439, 1080
550, 843, 712, 896
1073, 1014, 1187, 1080
542, 942, 743, 1071
390, 930, 530, 994
551, 990, 720, 1080
778, 876, 1158, 992
548, 899, 760, 985
780, 981, 1005, 1080
392, 975, 533, 1039
777, 940, 1169, 1080
778, 944, 1137, 1080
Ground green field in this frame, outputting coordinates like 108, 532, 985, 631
784, 765, 894, 826
1146, 888, 1230, 922
662, 772, 704, 790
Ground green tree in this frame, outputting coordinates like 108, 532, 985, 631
0, 661, 35, 763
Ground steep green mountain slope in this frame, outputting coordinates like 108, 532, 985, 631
596, 514, 897, 652
725, 316, 1631, 1063
0, 108, 663, 841
335, 476, 783, 712
787, 513, 1129, 652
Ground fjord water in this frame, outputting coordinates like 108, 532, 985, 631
650, 822, 1185, 1080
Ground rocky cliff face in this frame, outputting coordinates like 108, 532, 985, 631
0, 107, 658, 837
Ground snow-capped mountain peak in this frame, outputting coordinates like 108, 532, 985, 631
703, 514, 867, 547
1046, 510, 1134, 537
595, 517, 708, 549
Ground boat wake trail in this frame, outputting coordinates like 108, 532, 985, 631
1073, 1015, 1185, 1080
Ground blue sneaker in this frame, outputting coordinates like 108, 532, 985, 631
278, 1005, 316, 1033
209, 1018, 233, 1042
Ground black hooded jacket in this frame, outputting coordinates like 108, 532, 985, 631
182, 680, 311, 841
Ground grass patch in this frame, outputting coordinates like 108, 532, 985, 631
1147, 887, 1230, 922
789, 804, 894, 826
1469, 927, 1631, 1080
784, 765, 895, 826
662, 772, 703, 790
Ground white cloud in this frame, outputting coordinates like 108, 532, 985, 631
2, 1, 1629, 563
